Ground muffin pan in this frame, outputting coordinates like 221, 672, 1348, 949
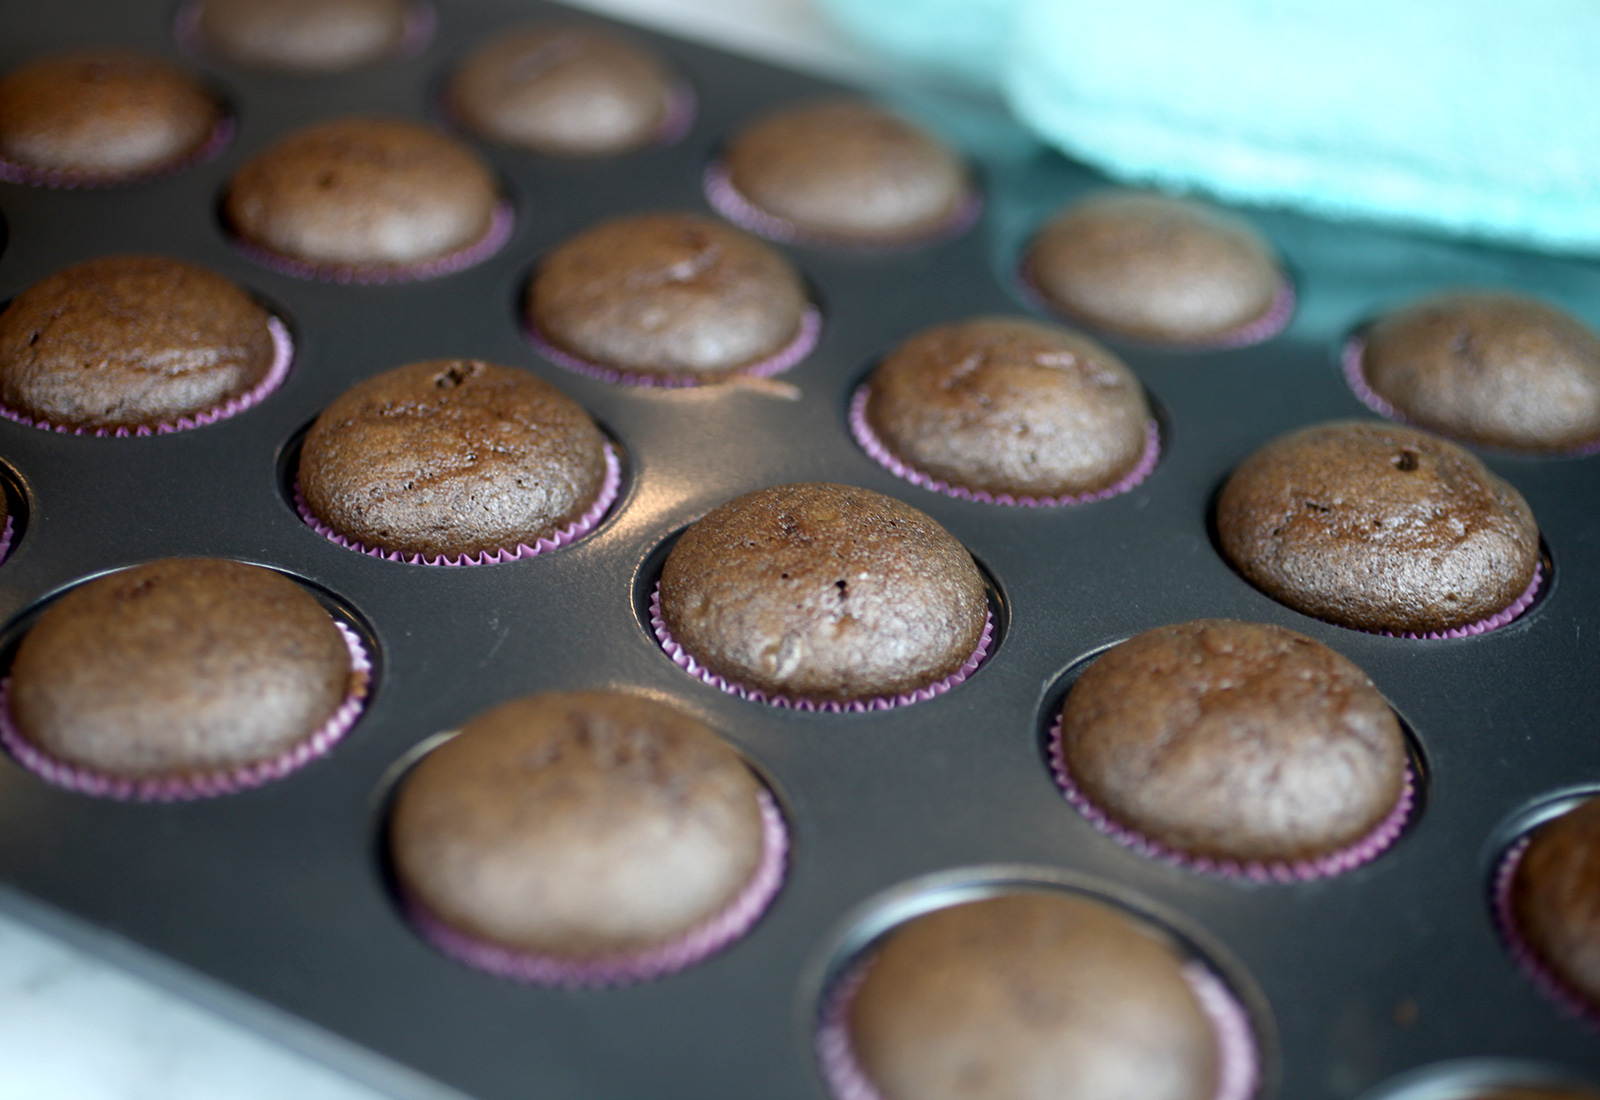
1, 1, 1599, 1098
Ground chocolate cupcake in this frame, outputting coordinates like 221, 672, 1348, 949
1501, 796, 1600, 1017
0, 49, 226, 187
389, 690, 786, 985
0, 254, 290, 434
852, 316, 1158, 504
447, 24, 685, 157
819, 891, 1255, 1100
1348, 291, 1600, 453
710, 99, 973, 246
655, 482, 990, 708
1025, 191, 1291, 347
0, 558, 369, 799
224, 116, 508, 281
296, 359, 618, 564
1216, 421, 1542, 637
1052, 619, 1411, 880
190, 0, 414, 72
526, 211, 817, 385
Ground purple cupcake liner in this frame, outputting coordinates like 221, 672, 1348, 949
0, 620, 371, 801
703, 161, 982, 250
1493, 833, 1600, 1028
0, 316, 293, 437
403, 787, 787, 987
815, 942, 1259, 1100
175, 0, 436, 64
1341, 335, 1600, 457
0, 515, 14, 567
1049, 712, 1414, 883
0, 115, 234, 190
849, 386, 1161, 506
651, 584, 992, 713
528, 304, 821, 389
1017, 266, 1296, 352
234, 201, 514, 284
295, 441, 621, 567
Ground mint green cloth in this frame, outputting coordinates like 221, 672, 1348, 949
816, 0, 1600, 256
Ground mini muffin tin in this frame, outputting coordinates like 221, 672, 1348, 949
0, 2, 1598, 1098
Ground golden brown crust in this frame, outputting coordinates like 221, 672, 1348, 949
528, 212, 806, 377
1061, 619, 1406, 863
389, 691, 765, 955
865, 316, 1149, 496
0, 50, 221, 177
448, 25, 673, 156
1512, 797, 1600, 1011
1362, 292, 1600, 452
299, 359, 608, 557
725, 99, 968, 242
1027, 191, 1281, 344
660, 483, 987, 701
197, 0, 409, 72
10, 559, 349, 777
0, 255, 274, 429
1216, 421, 1540, 634
225, 117, 498, 267
849, 892, 1218, 1100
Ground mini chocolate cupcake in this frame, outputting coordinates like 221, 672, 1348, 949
818, 891, 1257, 1100
0, 49, 227, 187
852, 316, 1158, 504
526, 211, 817, 386
389, 690, 786, 985
1216, 421, 1542, 637
709, 99, 973, 246
1025, 191, 1291, 347
655, 482, 990, 709
1348, 291, 1600, 453
189, 0, 415, 72
296, 359, 619, 565
447, 24, 686, 157
1499, 796, 1600, 1018
0, 254, 291, 434
224, 116, 508, 281
0, 558, 369, 800
1052, 619, 1412, 880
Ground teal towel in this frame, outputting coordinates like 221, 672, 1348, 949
815, 0, 1600, 256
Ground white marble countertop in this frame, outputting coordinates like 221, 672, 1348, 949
0, 3, 893, 1098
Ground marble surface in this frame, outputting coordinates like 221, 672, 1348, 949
0, 2, 888, 1098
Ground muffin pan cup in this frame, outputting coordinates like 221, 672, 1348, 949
1, 0, 1599, 1098
0, 620, 371, 801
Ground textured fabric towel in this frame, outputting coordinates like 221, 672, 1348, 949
817, 0, 1600, 256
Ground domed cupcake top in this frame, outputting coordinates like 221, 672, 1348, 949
658, 482, 988, 704
1216, 421, 1540, 636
